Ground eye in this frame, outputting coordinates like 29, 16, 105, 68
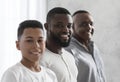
55, 24, 64, 28
80, 22, 87, 27
67, 24, 72, 28
90, 22, 94, 26
80, 22, 94, 27
38, 39, 44, 43
26, 39, 33, 43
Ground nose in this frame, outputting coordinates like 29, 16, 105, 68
62, 26, 70, 32
87, 23, 91, 28
33, 41, 40, 48
86, 24, 92, 31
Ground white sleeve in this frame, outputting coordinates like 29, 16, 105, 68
54, 76, 58, 82
1, 70, 17, 82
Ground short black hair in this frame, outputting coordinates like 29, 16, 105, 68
46, 7, 71, 23
72, 10, 94, 35
72, 10, 90, 17
17, 20, 43, 40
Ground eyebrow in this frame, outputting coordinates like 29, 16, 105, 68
56, 22, 72, 25
25, 36, 44, 39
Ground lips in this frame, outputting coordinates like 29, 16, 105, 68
82, 30, 92, 34
60, 34, 69, 40
31, 50, 41, 56
32, 52, 40, 55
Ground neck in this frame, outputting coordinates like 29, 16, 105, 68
73, 35, 90, 52
46, 40, 62, 54
21, 58, 41, 72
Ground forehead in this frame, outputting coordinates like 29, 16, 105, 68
73, 13, 93, 22
51, 14, 73, 23
22, 28, 44, 38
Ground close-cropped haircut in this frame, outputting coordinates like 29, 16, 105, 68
72, 10, 90, 17
17, 20, 43, 40
46, 7, 71, 23
72, 10, 94, 35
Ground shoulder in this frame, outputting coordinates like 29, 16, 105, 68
40, 48, 57, 67
63, 49, 73, 56
4, 63, 22, 74
2, 62, 29, 77
65, 37, 80, 52
1, 63, 22, 82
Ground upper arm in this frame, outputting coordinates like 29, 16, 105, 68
1, 70, 17, 82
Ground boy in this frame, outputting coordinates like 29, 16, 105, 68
1, 20, 57, 82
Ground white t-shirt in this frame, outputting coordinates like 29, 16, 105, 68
1, 62, 57, 82
40, 48, 78, 82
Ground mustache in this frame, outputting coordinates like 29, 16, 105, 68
61, 31, 72, 35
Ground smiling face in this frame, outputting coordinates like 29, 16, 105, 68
46, 14, 73, 47
16, 28, 45, 63
73, 13, 94, 41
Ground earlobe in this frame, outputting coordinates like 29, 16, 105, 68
16, 41, 20, 50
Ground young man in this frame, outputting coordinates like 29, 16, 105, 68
40, 7, 78, 82
1, 20, 57, 82
65, 10, 106, 82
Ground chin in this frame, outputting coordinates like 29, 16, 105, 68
61, 41, 70, 47
87, 37, 91, 41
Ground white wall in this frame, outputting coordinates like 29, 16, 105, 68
47, 0, 120, 82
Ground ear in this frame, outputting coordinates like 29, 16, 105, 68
16, 41, 20, 50
44, 23, 49, 30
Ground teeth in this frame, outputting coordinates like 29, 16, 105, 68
61, 35, 67, 37
32, 52, 39, 55
61, 35, 68, 37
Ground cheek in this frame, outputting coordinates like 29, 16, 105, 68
19, 42, 30, 51
40, 42, 46, 52
75, 27, 83, 34
43, 44, 46, 51
20, 45, 27, 52
49, 28, 57, 36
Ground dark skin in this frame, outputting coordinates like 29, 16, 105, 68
73, 13, 94, 52
44, 14, 73, 54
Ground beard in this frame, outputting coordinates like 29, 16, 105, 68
50, 31, 71, 47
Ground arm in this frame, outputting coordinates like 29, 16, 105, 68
1, 70, 17, 82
